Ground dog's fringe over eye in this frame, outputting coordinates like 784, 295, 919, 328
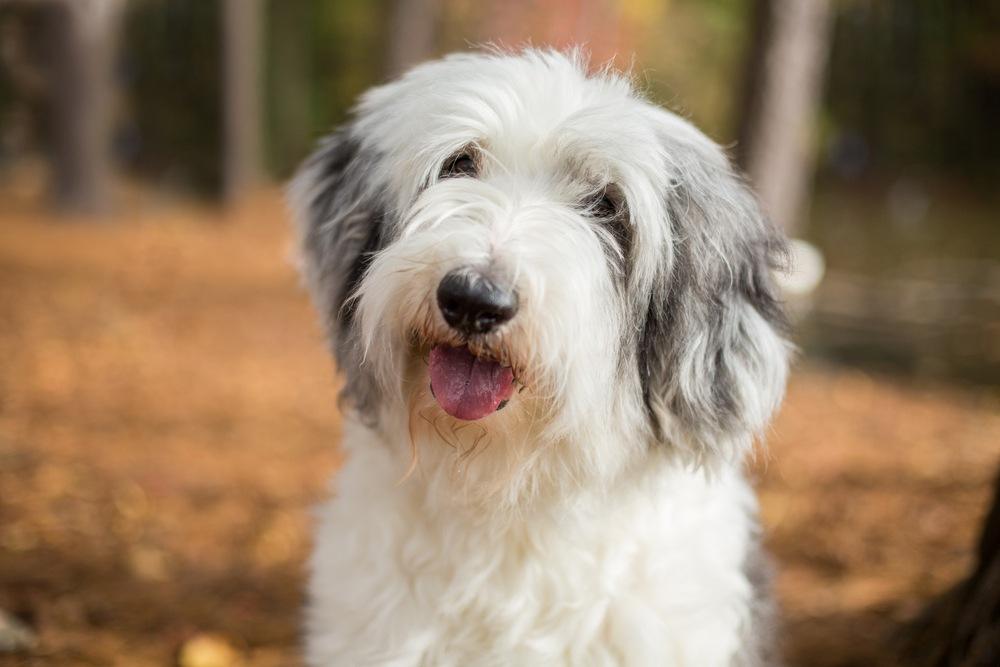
440, 153, 478, 179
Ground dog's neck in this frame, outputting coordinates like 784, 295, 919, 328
353, 409, 716, 527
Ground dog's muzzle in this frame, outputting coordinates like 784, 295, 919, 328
429, 269, 518, 421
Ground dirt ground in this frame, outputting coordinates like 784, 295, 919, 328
1, 186, 998, 666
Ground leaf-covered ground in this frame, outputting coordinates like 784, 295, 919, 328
1, 189, 998, 666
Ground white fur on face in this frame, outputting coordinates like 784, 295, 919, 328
293, 49, 788, 501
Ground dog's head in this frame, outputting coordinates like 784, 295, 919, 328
291, 50, 789, 490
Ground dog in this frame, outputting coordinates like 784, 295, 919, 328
290, 49, 790, 666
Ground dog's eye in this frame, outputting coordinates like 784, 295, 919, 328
586, 190, 620, 219
594, 194, 617, 218
606, 217, 631, 258
441, 154, 477, 179
584, 188, 631, 261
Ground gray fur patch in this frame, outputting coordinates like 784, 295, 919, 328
637, 131, 789, 458
734, 540, 782, 667
293, 130, 390, 421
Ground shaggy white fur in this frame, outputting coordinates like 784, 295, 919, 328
291, 49, 790, 666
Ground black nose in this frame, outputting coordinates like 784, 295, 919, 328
437, 270, 518, 335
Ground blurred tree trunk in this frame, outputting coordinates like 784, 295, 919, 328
902, 469, 1000, 666
735, 0, 833, 234
266, 1, 313, 176
44, 0, 121, 215
222, 0, 263, 203
385, 0, 440, 77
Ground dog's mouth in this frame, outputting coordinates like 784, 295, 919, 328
428, 344, 515, 421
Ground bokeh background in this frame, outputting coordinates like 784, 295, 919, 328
1, 1, 998, 665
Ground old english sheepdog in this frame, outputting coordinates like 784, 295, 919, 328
290, 49, 790, 666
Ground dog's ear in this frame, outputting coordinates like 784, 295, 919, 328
639, 123, 790, 465
289, 130, 388, 418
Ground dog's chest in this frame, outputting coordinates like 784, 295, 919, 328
307, 444, 757, 666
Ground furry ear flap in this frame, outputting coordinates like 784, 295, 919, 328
289, 130, 388, 418
639, 131, 790, 465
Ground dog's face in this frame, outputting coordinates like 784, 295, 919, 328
292, 50, 789, 493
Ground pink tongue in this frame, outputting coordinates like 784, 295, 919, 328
428, 345, 514, 421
